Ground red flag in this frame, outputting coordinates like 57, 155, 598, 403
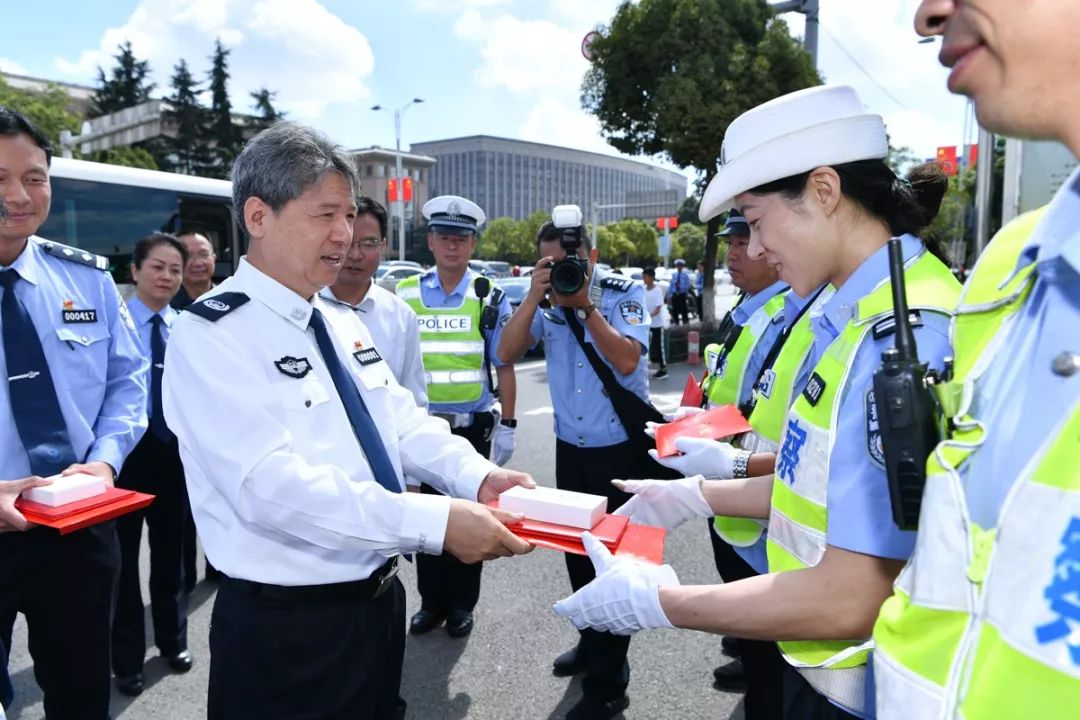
402, 177, 414, 202
655, 216, 679, 230
936, 146, 958, 176
387, 178, 398, 202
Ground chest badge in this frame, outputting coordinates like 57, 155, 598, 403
275, 356, 312, 379
354, 347, 383, 366
60, 299, 97, 324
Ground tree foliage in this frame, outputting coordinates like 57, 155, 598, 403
581, 0, 820, 325
250, 87, 284, 129
206, 38, 240, 177
160, 59, 209, 175
0, 77, 81, 150
91, 41, 155, 118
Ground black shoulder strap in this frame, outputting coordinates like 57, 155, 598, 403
184, 292, 251, 321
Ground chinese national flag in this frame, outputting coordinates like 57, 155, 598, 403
402, 177, 414, 202
936, 146, 958, 176
387, 178, 398, 202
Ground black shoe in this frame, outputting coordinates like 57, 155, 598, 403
712, 659, 748, 692
565, 693, 629, 720
721, 635, 741, 658
552, 645, 588, 677
653, 369, 668, 379
166, 649, 193, 673
115, 673, 144, 697
409, 608, 445, 635
445, 610, 474, 638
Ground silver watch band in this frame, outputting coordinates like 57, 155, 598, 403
732, 450, 752, 479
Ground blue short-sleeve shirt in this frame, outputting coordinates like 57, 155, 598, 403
528, 270, 651, 447
418, 269, 513, 414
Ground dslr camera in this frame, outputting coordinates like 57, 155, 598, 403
543, 204, 589, 295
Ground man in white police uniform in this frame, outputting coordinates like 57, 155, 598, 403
320, 196, 427, 407
162, 121, 534, 720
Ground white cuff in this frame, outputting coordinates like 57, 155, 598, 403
398, 492, 451, 556
451, 456, 498, 502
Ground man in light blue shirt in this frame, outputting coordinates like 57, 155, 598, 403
498, 214, 651, 720
667, 257, 692, 324
0, 107, 147, 720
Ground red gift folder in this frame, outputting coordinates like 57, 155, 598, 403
15, 487, 155, 535
654, 404, 752, 458
490, 503, 667, 564
679, 372, 704, 408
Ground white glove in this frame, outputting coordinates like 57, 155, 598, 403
648, 437, 743, 479
491, 424, 515, 467
645, 405, 705, 437
611, 475, 714, 531
553, 532, 679, 635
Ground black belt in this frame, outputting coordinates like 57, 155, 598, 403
223, 557, 399, 603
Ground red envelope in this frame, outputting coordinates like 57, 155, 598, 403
654, 404, 752, 458
16, 487, 155, 535
489, 503, 667, 564
679, 372, 704, 408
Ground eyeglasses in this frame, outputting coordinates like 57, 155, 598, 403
189, 251, 214, 261
351, 239, 386, 251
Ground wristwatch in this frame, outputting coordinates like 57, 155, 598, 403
500, 418, 518, 428
575, 304, 597, 321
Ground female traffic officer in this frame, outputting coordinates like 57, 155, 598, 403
553, 85, 961, 720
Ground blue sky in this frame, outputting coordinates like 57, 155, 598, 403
2, 0, 969, 191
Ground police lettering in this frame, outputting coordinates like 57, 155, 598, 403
416, 315, 473, 333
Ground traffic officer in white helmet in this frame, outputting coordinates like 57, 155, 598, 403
396, 194, 518, 640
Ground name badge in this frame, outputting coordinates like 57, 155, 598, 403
354, 347, 383, 366
62, 309, 97, 324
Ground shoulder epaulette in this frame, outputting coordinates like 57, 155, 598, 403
184, 292, 251, 321
871, 310, 923, 340
600, 276, 633, 293
36, 239, 109, 271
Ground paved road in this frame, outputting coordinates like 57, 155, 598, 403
8, 342, 746, 720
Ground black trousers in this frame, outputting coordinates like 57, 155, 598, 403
208, 575, 406, 720
695, 291, 704, 319
671, 293, 689, 325
708, 522, 785, 720
555, 439, 638, 701
416, 422, 492, 613
782, 664, 859, 720
649, 327, 667, 369
0, 522, 120, 719
112, 432, 189, 676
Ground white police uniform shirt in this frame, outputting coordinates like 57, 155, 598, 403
162, 258, 497, 586
0, 237, 148, 480
319, 282, 428, 408
527, 269, 652, 447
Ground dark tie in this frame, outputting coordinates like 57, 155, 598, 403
0, 269, 77, 476
308, 308, 401, 494
149, 313, 174, 441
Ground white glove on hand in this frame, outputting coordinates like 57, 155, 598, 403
648, 437, 742, 479
646, 406, 705, 437
553, 532, 679, 635
491, 424, 515, 467
611, 475, 714, 531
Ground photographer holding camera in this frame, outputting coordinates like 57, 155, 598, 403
498, 205, 651, 720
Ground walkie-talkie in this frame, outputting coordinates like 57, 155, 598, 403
473, 276, 499, 398
872, 238, 941, 530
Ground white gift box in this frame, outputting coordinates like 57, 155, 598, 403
498, 485, 607, 530
21, 472, 107, 507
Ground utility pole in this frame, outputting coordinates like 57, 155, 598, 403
771, 0, 819, 68
372, 99, 424, 261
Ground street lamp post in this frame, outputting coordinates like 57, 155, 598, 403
372, 98, 424, 261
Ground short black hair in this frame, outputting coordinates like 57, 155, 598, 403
0, 106, 53, 165
133, 232, 188, 269
643, 266, 656, 278
535, 221, 592, 251
356, 196, 388, 239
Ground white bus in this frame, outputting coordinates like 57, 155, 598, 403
39, 157, 244, 288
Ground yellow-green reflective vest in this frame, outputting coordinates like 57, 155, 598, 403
397, 274, 485, 404
873, 207, 1080, 720
707, 291, 788, 546
702, 292, 788, 409
766, 247, 960, 713
712, 309, 820, 548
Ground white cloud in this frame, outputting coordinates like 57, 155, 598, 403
518, 95, 613, 154
414, 0, 509, 11
53, 0, 374, 119
0, 58, 30, 76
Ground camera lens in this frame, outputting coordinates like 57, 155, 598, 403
551, 259, 585, 295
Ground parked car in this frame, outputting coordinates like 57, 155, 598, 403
495, 277, 543, 355
379, 265, 423, 293
384, 260, 423, 270
482, 261, 512, 278
468, 260, 498, 277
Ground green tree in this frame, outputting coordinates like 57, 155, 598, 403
597, 225, 634, 265
0, 77, 81, 150
250, 87, 284, 130
159, 59, 208, 175
677, 195, 701, 226
91, 41, 156, 117
671, 222, 707, 267
206, 38, 240, 178
88, 145, 159, 170
478, 217, 534, 265
609, 218, 660, 265
582, 0, 819, 326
